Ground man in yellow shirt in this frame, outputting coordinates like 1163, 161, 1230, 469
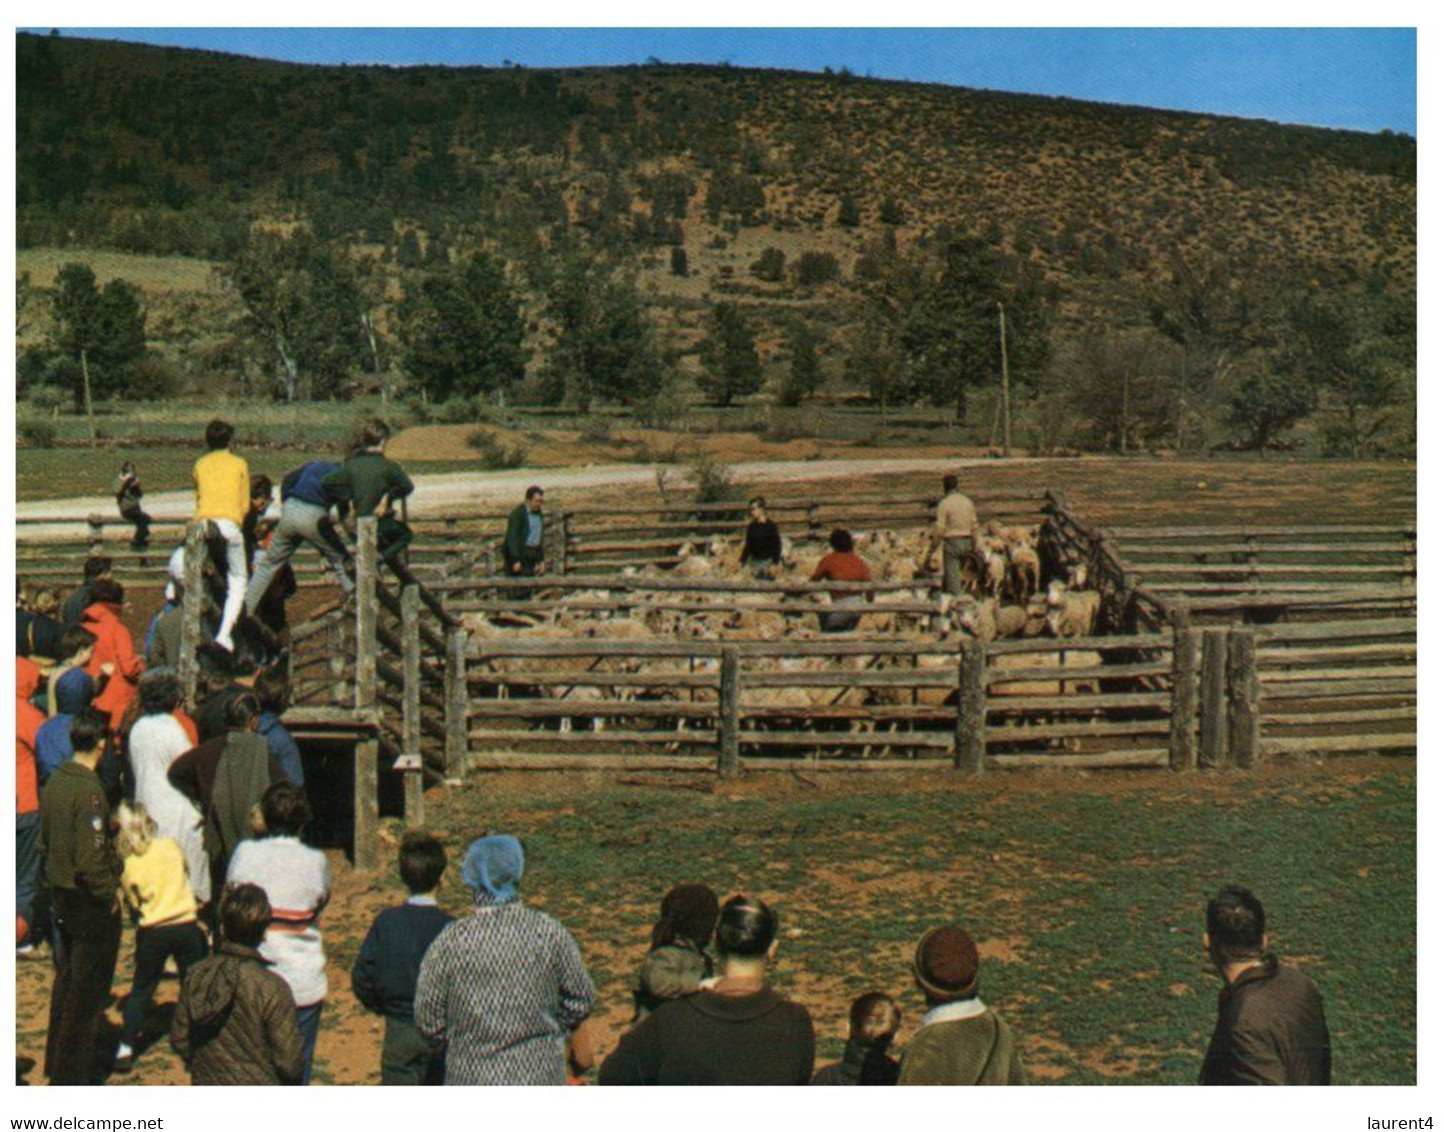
920, 473, 978, 596
193, 419, 251, 652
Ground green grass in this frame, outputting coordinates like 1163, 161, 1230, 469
420, 764, 1415, 1084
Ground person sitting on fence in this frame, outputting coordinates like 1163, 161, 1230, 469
129, 671, 211, 910
600, 894, 815, 1086
252, 667, 304, 787
322, 419, 415, 569
811, 992, 902, 1085
414, 833, 596, 1085
919, 474, 978, 597
503, 485, 547, 578
62, 556, 112, 632
169, 882, 306, 1086
113, 800, 209, 1074
80, 577, 144, 736
810, 529, 873, 634
193, 419, 252, 653
18, 582, 67, 663
896, 925, 1027, 1086
226, 781, 333, 1086
242, 475, 280, 566
244, 458, 354, 621
114, 461, 152, 551
632, 882, 720, 1024
351, 831, 454, 1086
740, 497, 783, 579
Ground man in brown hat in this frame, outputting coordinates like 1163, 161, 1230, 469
896, 925, 1026, 1086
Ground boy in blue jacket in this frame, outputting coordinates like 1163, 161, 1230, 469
351, 832, 452, 1084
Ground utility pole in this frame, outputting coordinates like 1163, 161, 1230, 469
1176, 343, 1188, 453
80, 347, 96, 443
997, 302, 1012, 457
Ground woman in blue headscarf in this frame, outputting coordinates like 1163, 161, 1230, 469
413, 834, 596, 1085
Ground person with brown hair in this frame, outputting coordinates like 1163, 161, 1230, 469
170, 883, 306, 1085
322, 419, 415, 566
192, 419, 251, 653
600, 894, 814, 1086
811, 991, 902, 1085
632, 882, 720, 1022
1199, 885, 1331, 1085
896, 925, 1026, 1086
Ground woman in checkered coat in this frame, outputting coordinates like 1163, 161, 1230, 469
414, 834, 596, 1085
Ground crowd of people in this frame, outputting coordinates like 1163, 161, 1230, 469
16, 425, 1333, 1087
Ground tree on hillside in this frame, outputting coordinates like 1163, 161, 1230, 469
698, 302, 763, 407
885, 234, 1051, 421
50, 262, 147, 415
1227, 369, 1316, 451
1146, 247, 1272, 450
540, 261, 663, 411
842, 312, 910, 411
222, 231, 372, 401
399, 252, 528, 403
1051, 331, 1179, 453
778, 320, 824, 406
1291, 288, 1413, 458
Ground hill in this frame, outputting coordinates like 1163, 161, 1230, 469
14, 32, 1417, 454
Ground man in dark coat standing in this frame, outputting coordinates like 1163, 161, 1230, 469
1200, 885, 1331, 1085
503, 485, 547, 577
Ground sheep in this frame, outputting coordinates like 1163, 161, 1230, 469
1045, 580, 1102, 639
1004, 534, 1042, 602
674, 544, 714, 578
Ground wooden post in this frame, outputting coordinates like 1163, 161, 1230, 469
1168, 616, 1200, 772
718, 646, 741, 778
1227, 628, 1260, 770
954, 639, 986, 774
1198, 628, 1229, 770
353, 739, 379, 870
997, 301, 1011, 457
87, 514, 105, 555
402, 585, 424, 825
178, 523, 206, 710
354, 519, 378, 712
558, 513, 571, 576
445, 624, 468, 777
327, 616, 347, 705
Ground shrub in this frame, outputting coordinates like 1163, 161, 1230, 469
18, 419, 57, 448
578, 417, 614, 445
762, 415, 819, 443
793, 251, 840, 287
465, 430, 528, 469
689, 453, 738, 504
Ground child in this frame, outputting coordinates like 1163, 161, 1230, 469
170, 883, 305, 1085
46, 625, 98, 717
192, 418, 250, 653
810, 992, 902, 1085
632, 882, 719, 1023
351, 832, 453, 1085
113, 801, 209, 1073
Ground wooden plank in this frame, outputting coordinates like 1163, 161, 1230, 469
355, 520, 379, 712
1260, 664, 1416, 683
986, 691, 1172, 713
1228, 629, 1259, 770
987, 749, 1170, 769
1109, 524, 1413, 539
956, 640, 985, 774
1253, 618, 1416, 643
282, 705, 382, 728
402, 587, 423, 818
469, 729, 720, 746
1257, 644, 1416, 665
451, 599, 941, 616
985, 719, 1171, 740
471, 671, 721, 690
469, 752, 718, 772
1119, 542, 1412, 555
1170, 621, 1200, 773
1135, 563, 1410, 576
739, 731, 955, 749
1262, 707, 1416, 726
436, 574, 925, 596
1261, 677, 1416, 699
1198, 629, 1228, 770
178, 523, 205, 710
353, 739, 379, 870
471, 638, 959, 660
1147, 581, 1408, 594
470, 700, 720, 719
986, 632, 1171, 655
987, 661, 1170, 684
445, 625, 468, 778
718, 647, 741, 778
1260, 733, 1417, 755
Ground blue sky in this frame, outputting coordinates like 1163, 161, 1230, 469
38, 27, 1417, 135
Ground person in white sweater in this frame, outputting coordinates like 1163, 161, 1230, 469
227, 781, 331, 1085
128, 672, 209, 907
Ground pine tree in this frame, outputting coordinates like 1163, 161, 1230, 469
542, 261, 663, 410
698, 302, 763, 406
778, 320, 823, 406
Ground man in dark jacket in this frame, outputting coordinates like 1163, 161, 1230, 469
171, 882, 306, 1085
503, 485, 547, 577
812, 991, 901, 1085
739, 497, 784, 578
62, 556, 113, 630
600, 894, 814, 1085
322, 419, 414, 566
40, 710, 122, 1085
1199, 885, 1331, 1085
